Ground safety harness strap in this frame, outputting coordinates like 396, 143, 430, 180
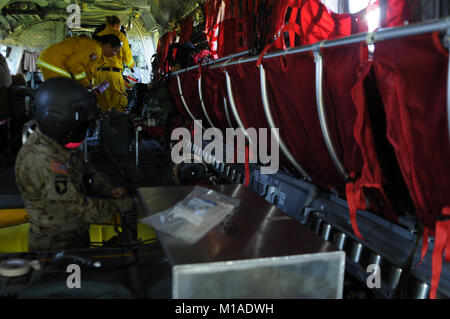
416, 226, 430, 268
244, 144, 250, 187
236, 17, 246, 51
345, 172, 366, 241
430, 207, 450, 299
287, 7, 300, 47
255, 21, 300, 67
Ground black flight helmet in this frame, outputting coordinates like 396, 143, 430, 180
32, 77, 99, 145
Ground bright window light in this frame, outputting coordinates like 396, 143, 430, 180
348, 0, 371, 14
320, 0, 339, 13
366, 7, 381, 32
366, 7, 380, 55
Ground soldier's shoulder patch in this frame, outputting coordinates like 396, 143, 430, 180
51, 162, 68, 175
54, 175, 68, 195
48, 174, 71, 200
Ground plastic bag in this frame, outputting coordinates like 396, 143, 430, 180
141, 186, 240, 244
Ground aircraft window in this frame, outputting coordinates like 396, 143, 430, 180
348, 0, 372, 14
320, 0, 374, 14
320, 0, 380, 32
366, 6, 381, 32
320, 0, 340, 13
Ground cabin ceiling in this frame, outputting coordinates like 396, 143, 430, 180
0, 0, 203, 47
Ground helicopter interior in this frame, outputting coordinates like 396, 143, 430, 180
0, 0, 449, 300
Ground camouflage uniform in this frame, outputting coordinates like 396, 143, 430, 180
15, 128, 133, 251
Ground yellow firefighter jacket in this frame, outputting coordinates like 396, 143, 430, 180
94, 26, 135, 111
96, 26, 135, 70
37, 36, 103, 87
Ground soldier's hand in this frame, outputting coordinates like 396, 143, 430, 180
111, 187, 127, 199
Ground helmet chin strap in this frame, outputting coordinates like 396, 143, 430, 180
65, 142, 83, 150
62, 119, 93, 149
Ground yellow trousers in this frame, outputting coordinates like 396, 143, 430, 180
94, 70, 128, 112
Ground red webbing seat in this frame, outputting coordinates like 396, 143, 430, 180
224, 63, 275, 167
373, 32, 450, 298
168, 78, 190, 120
168, 70, 203, 122
226, 63, 269, 130
202, 67, 234, 132
262, 53, 342, 190
322, 42, 400, 233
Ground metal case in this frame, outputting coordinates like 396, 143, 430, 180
138, 184, 345, 299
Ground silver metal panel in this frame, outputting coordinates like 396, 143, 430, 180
138, 185, 344, 298
173, 252, 345, 299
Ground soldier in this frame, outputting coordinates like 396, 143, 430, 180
15, 77, 134, 251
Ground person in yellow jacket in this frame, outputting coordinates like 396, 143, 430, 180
37, 34, 122, 88
93, 16, 135, 112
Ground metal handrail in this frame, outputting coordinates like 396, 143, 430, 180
314, 50, 349, 181
198, 74, 215, 128
173, 18, 450, 149
207, 17, 450, 70
224, 68, 258, 155
223, 97, 234, 128
176, 74, 196, 122
259, 64, 311, 181
170, 51, 249, 76
224, 69, 247, 133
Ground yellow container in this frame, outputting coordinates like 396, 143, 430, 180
0, 209, 29, 228
89, 223, 157, 246
0, 223, 156, 253
0, 223, 30, 253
